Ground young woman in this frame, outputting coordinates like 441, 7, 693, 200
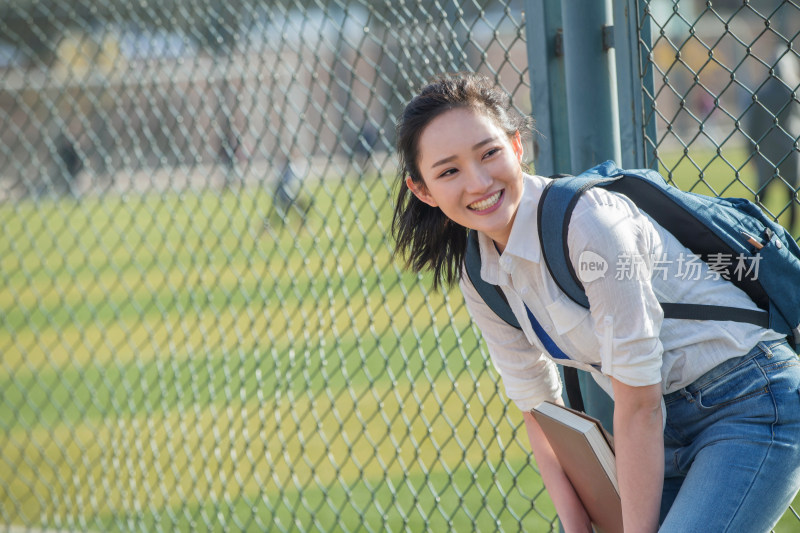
392, 72, 800, 532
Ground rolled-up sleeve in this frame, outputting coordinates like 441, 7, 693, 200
567, 190, 665, 388
460, 274, 562, 411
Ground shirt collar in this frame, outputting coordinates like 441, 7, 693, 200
476, 173, 548, 282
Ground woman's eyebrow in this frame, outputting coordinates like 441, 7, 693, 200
430, 137, 498, 168
431, 155, 457, 168
471, 137, 497, 150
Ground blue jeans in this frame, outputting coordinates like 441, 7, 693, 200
660, 339, 800, 532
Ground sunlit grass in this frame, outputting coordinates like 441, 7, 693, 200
0, 172, 551, 530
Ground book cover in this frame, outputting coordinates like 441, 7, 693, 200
532, 401, 623, 533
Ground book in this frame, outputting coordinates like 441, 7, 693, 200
531, 401, 623, 533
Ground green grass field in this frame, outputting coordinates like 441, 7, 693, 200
0, 148, 797, 532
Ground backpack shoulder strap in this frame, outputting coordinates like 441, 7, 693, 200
537, 175, 622, 309
464, 229, 521, 330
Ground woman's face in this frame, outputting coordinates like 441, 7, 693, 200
407, 107, 524, 250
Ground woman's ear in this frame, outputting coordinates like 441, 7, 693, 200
512, 131, 523, 162
405, 176, 438, 207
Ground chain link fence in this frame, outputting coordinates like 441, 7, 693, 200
0, 0, 798, 531
1, 1, 548, 531
641, 0, 800, 238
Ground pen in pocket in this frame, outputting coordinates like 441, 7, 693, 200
741, 231, 764, 250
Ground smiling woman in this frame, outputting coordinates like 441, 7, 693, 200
391, 72, 800, 533
406, 108, 524, 250
392, 73, 533, 289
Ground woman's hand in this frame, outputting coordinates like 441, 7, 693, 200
611, 379, 664, 533
523, 410, 593, 533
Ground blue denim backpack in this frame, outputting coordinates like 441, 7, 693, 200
464, 161, 800, 353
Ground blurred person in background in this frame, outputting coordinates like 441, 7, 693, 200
267, 159, 311, 228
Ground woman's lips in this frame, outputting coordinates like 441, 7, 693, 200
468, 190, 504, 212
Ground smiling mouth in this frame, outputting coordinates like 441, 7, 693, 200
468, 190, 503, 211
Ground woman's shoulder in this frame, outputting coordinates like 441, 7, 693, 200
569, 185, 646, 230
529, 173, 638, 216
566, 185, 663, 258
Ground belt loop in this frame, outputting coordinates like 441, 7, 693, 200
759, 341, 774, 359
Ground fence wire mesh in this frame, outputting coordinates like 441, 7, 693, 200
640, 0, 800, 238
0, 0, 798, 532
1, 1, 548, 531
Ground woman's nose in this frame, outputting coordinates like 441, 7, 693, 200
464, 167, 492, 192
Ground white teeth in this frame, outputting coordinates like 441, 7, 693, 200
469, 191, 502, 211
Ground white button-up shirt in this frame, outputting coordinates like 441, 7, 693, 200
460, 173, 783, 411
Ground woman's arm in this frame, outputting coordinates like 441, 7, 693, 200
523, 410, 593, 533
611, 378, 663, 533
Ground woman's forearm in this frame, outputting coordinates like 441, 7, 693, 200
611, 379, 664, 533
523, 411, 593, 533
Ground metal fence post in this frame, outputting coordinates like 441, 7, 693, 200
525, 0, 570, 175
558, 0, 621, 430
525, 0, 616, 434
613, 0, 657, 169
561, 0, 622, 172
613, 0, 649, 169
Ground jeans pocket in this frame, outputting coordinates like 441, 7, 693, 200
760, 355, 800, 375
760, 348, 800, 424
695, 359, 771, 409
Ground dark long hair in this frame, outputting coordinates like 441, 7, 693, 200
392, 72, 534, 289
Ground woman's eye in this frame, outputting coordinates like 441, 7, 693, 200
483, 148, 500, 159
439, 168, 457, 178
